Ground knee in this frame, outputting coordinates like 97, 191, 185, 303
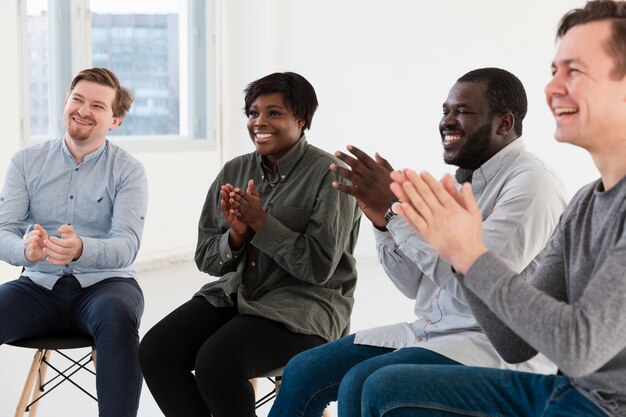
360, 367, 399, 415
138, 328, 159, 367
282, 348, 317, 379
338, 360, 375, 400
89, 295, 143, 338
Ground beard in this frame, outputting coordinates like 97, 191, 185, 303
66, 113, 96, 141
444, 123, 493, 170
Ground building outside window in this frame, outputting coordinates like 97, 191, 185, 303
24, 0, 212, 143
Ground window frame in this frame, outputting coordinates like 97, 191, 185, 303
19, 0, 218, 149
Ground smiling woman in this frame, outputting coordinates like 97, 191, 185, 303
137, 72, 362, 417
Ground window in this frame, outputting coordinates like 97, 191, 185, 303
23, 0, 215, 143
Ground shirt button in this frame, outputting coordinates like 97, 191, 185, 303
219, 261, 223, 265
281, 175, 286, 180
416, 337, 423, 342
250, 261, 256, 267
226, 254, 231, 259
69, 195, 74, 199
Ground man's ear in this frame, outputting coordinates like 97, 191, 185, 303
496, 112, 514, 136
109, 116, 122, 131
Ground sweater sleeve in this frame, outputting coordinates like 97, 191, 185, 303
463, 231, 626, 376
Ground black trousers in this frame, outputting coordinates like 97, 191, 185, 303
138, 296, 325, 417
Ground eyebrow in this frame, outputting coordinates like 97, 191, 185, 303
443, 102, 472, 108
250, 104, 286, 110
70, 93, 109, 108
552, 57, 588, 70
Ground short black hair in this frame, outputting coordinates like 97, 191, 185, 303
244, 72, 319, 131
557, 0, 626, 79
457, 67, 527, 137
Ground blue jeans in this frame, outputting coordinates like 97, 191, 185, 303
268, 334, 459, 417
361, 364, 608, 417
0, 275, 144, 417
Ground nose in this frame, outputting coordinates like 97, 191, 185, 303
254, 113, 267, 127
440, 112, 456, 130
77, 102, 91, 116
545, 70, 566, 99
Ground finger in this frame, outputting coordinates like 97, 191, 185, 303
461, 182, 481, 218
346, 145, 378, 169
331, 163, 359, 183
335, 151, 361, 169
414, 171, 458, 209
401, 177, 433, 222
34, 224, 48, 238
374, 152, 394, 171
247, 179, 259, 196
395, 201, 428, 236
389, 182, 408, 203
331, 180, 360, 198
46, 236, 72, 251
58, 224, 75, 238
389, 170, 407, 184
43, 249, 70, 265
441, 173, 465, 208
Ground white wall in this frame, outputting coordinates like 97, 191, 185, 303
217, 0, 593, 255
0, 0, 25, 279
2, 0, 597, 280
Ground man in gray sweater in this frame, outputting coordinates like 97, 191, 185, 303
361, 1, 626, 416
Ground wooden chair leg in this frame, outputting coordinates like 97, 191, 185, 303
26, 349, 51, 417
91, 348, 97, 369
14, 349, 44, 417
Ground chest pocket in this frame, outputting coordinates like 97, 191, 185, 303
269, 204, 313, 233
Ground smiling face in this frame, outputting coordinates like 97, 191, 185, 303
63, 80, 121, 145
545, 20, 626, 150
440, 81, 500, 170
246, 92, 305, 169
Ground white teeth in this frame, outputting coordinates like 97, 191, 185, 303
444, 135, 461, 142
256, 133, 273, 139
554, 107, 578, 115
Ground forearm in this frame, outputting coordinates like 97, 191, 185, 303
374, 225, 420, 298
465, 250, 626, 376
460, 275, 538, 363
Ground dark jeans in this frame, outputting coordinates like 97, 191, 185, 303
0, 275, 144, 417
269, 334, 460, 417
360, 365, 607, 417
138, 296, 325, 417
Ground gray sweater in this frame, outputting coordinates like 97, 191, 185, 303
462, 175, 626, 416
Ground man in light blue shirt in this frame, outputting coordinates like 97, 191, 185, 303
0, 68, 148, 417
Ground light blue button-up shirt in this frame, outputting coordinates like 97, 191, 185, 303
356, 139, 568, 374
0, 138, 148, 289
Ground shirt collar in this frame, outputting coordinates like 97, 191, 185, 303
472, 138, 525, 184
255, 134, 308, 184
61, 137, 109, 166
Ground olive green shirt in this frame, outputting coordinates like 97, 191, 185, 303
195, 136, 361, 341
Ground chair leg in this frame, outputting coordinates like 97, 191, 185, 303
14, 349, 44, 417
91, 348, 97, 369
26, 349, 51, 417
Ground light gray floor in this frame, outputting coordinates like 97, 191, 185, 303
0, 256, 414, 416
